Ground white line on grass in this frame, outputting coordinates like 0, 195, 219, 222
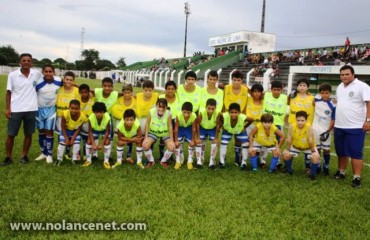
330, 153, 370, 167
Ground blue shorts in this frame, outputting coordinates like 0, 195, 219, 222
7, 111, 37, 136
221, 130, 248, 145
36, 106, 56, 130
334, 128, 365, 159
59, 129, 81, 144
178, 126, 192, 142
92, 129, 107, 140
199, 126, 216, 141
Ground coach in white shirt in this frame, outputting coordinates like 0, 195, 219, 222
1, 53, 42, 166
333, 65, 370, 188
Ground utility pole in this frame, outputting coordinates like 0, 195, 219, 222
261, 0, 266, 32
80, 27, 85, 60
183, 2, 191, 58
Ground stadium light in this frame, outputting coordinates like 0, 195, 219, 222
183, 2, 191, 58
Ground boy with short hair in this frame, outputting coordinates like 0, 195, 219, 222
248, 113, 285, 172
195, 98, 221, 168
174, 102, 197, 170
35, 64, 62, 164
282, 111, 320, 180
113, 109, 144, 169
56, 100, 87, 165
200, 70, 223, 112
217, 103, 250, 169
312, 83, 335, 175
177, 71, 202, 113
79, 84, 95, 159
136, 80, 159, 133
83, 102, 112, 169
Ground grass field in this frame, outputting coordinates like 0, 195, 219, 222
0, 74, 369, 239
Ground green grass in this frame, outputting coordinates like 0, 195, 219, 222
0, 74, 369, 239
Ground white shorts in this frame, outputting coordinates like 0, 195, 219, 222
289, 146, 317, 159
139, 117, 147, 134
55, 116, 62, 134
251, 141, 277, 153
313, 128, 331, 150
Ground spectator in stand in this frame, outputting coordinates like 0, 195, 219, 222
314, 58, 323, 66
358, 46, 370, 62
345, 37, 351, 47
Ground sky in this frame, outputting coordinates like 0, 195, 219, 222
1, 0, 370, 65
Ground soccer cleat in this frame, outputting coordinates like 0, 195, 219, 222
103, 161, 111, 169
333, 170, 345, 179
305, 168, 311, 175
252, 168, 258, 171
160, 161, 169, 168
112, 162, 122, 169
187, 162, 193, 170
20, 156, 30, 164
351, 177, 361, 188
92, 156, 98, 162
46, 156, 53, 164
240, 164, 247, 171
234, 161, 241, 167
196, 164, 203, 169
219, 163, 226, 169
259, 163, 267, 169
323, 168, 330, 176
146, 161, 155, 168
82, 161, 92, 167
316, 167, 322, 174
309, 175, 316, 181
209, 165, 216, 170
0, 157, 13, 166
268, 169, 276, 173
137, 162, 145, 169
174, 162, 181, 170
35, 154, 47, 161
126, 157, 134, 164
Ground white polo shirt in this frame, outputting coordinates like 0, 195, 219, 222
335, 78, 370, 128
6, 68, 42, 112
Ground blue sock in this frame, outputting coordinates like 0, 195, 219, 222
285, 159, 293, 173
127, 143, 133, 158
46, 136, 54, 156
82, 135, 88, 155
311, 163, 319, 176
250, 156, 258, 170
270, 157, 279, 172
38, 133, 46, 154
234, 146, 241, 163
159, 143, 164, 159
304, 154, 310, 169
324, 153, 330, 169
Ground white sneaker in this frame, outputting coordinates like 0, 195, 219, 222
35, 154, 46, 161
46, 155, 53, 164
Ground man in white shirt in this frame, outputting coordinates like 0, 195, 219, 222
333, 65, 370, 188
1, 53, 42, 166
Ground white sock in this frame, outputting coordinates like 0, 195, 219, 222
210, 143, 217, 163
188, 147, 194, 163
93, 139, 99, 157
136, 147, 143, 163
144, 149, 154, 162
196, 144, 202, 165
219, 144, 227, 164
161, 150, 173, 162
72, 143, 80, 160
201, 142, 206, 161
175, 148, 181, 163
85, 144, 92, 162
241, 142, 249, 165
104, 144, 112, 162
116, 146, 124, 162
57, 144, 66, 161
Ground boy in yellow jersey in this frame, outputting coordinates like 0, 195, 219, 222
248, 113, 285, 172
55, 71, 80, 134
177, 71, 202, 113
223, 70, 249, 166
288, 78, 315, 125
56, 100, 87, 165
218, 103, 250, 169
83, 102, 112, 169
136, 80, 159, 133
174, 102, 197, 170
200, 70, 223, 113
282, 111, 320, 180
113, 109, 144, 169
142, 99, 175, 168
79, 84, 95, 159
195, 98, 221, 169
112, 84, 136, 162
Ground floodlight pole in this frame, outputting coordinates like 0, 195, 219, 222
183, 2, 191, 58
261, 0, 266, 32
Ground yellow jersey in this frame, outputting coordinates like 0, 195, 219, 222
291, 123, 314, 150
288, 94, 315, 124
80, 97, 95, 118
246, 97, 263, 124
63, 110, 87, 131
254, 123, 278, 146
136, 92, 158, 118
112, 96, 136, 120
223, 84, 248, 112
56, 87, 80, 117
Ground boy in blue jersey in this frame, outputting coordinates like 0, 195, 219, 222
35, 64, 62, 164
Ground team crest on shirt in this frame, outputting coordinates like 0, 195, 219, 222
349, 91, 354, 97
325, 110, 330, 115
33, 81, 37, 87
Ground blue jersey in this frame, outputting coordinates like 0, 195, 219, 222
35, 76, 62, 108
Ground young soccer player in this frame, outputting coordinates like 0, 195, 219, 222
112, 84, 136, 163
83, 102, 112, 169
282, 111, 320, 180
218, 103, 250, 169
200, 70, 224, 112
113, 109, 144, 169
35, 64, 62, 163
174, 102, 197, 170
288, 78, 315, 125
195, 98, 221, 168
142, 98, 175, 168
223, 70, 249, 166
55, 71, 80, 133
248, 113, 285, 172
56, 100, 87, 165
79, 84, 95, 160
177, 71, 202, 113
136, 80, 159, 133
246, 83, 264, 135
312, 83, 335, 175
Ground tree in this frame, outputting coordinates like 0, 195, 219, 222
96, 59, 116, 71
40, 58, 52, 65
74, 60, 85, 71
81, 49, 100, 70
116, 57, 127, 68
54, 58, 66, 65
0, 45, 19, 65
